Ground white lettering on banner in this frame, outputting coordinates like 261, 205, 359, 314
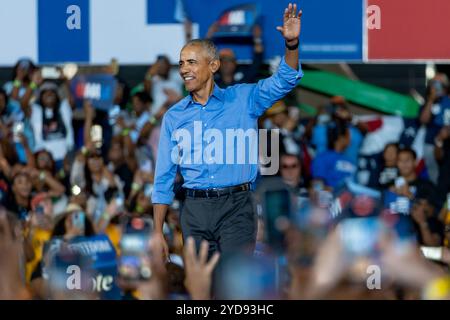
336, 160, 356, 173
229, 10, 245, 25
367, 5, 381, 30
83, 83, 102, 100
66, 5, 81, 30
92, 274, 114, 292
366, 265, 382, 289
66, 265, 81, 290
67, 240, 113, 256
64, 266, 114, 292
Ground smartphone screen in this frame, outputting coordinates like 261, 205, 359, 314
12, 122, 24, 143
118, 217, 152, 281
72, 211, 86, 233
90, 125, 103, 149
264, 189, 291, 251
420, 246, 443, 261
41, 67, 61, 79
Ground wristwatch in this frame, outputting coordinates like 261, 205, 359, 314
285, 39, 299, 50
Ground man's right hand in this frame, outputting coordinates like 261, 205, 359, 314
153, 231, 169, 262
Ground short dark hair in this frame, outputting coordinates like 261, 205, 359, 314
132, 91, 152, 104
383, 142, 399, 153
398, 147, 417, 160
326, 119, 348, 150
280, 153, 301, 163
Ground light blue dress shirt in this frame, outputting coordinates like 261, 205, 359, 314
152, 57, 303, 205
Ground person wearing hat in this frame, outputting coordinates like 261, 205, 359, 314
264, 100, 303, 156
28, 81, 74, 164
152, 3, 304, 259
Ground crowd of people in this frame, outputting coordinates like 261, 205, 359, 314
0, 21, 450, 300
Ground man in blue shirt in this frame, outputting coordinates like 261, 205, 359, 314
152, 3, 304, 258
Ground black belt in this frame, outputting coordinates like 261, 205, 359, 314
185, 183, 251, 198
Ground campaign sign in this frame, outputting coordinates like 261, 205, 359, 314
214, 3, 260, 38
383, 190, 411, 215
67, 235, 121, 300
70, 74, 117, 111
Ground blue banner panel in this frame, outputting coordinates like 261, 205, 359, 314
148, 0, 363, 61
38, 0, 89, 63
70, 74, 118, 111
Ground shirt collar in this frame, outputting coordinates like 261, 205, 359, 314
182, 83, 224, 109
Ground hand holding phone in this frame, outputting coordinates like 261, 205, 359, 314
72, 211, 86, 233
420, 246, 443, 261
118, 217, 153, 282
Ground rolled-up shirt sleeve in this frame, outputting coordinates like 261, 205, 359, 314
151, 115, 178, 205
249, 57, 304, 117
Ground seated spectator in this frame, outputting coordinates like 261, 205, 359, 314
312, 120, 356, 190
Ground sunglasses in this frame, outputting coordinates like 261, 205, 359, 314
281, 163, 299, 169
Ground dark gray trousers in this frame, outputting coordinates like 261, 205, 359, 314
180, 190, 257, 257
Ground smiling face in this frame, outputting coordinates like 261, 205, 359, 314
179, 44, 219, 94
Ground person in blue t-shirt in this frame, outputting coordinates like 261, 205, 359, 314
311, 96, 364, 167
312, 119, 356, 190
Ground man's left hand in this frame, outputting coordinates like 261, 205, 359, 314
276, 3, 302, 44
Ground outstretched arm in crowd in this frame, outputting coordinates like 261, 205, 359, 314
183, 237, 220, 300
20, 69, 42, 118
19, 134, 36, 168
83, 100, 95, 148
420, 85, 438, 125
0, 209, 31, 299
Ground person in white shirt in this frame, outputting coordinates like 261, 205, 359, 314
29, 82, 73, 163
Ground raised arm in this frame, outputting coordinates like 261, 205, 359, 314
248, 3, 304, 118
276, 3, 302, 71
